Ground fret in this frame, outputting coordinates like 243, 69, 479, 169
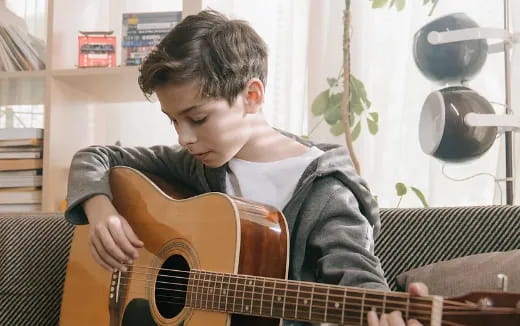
242, 276, 254, 314
308, 283, 315, 321
203, 271, 210, 310
324, 287, 330, 322
326, 286, 347, 324
232, 275, 239, 312
237, 276, 247, 313
217, 273, 224, 311
341, 287, 347, 324
382, 292, 387, 314
297, 283, 313, 321
311, 285, 328, 322
259, 278, 266, 316
359, 291, 366, 325
282, 281, 288, 316
285, 282, 299, 319
223, 273, 231, 312
194, 271, 202, 309
272, 279, 287, 317
211, 273, 218, 311
263, 279, 275, 317
294, 282, 301, 320
186, 271, 194, 308
249, 277, 260, 315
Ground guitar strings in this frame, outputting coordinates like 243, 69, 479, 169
117, 273, 438, 311
117, 288, 435, 324
119, 264, 437, 305
117, 275, 492, 317
119, 266, 476, 311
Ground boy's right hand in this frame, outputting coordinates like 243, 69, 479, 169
83, 195, 144, 272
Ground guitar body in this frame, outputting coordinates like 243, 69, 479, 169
60, 167, 289, 326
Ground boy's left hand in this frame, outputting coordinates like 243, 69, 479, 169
367, 282, 428, 326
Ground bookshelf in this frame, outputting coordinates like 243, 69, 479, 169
1, 0, 201, 212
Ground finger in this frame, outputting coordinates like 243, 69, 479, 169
95, 222, 132, 263
367, 309, 379, 326
89, 240, 113, 272
407, 319, 423, 326
408, 282, 429, 296
388, 311, 406, 326
106, 217, 139, 260
121, 217, 144, 249
379, 313, 389, 326
91, 233, 127, 271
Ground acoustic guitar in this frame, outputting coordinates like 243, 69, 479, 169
60, 166, 520, 326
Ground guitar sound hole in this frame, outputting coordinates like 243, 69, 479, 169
155, 254, 190, 319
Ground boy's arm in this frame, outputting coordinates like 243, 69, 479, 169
65, 144, 204, 225
306, 182, 389, 291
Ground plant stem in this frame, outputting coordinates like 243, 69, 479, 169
396, 196, 403, 208
341, 0, 361, 174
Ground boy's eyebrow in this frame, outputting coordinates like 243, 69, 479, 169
162, 104, 202, 118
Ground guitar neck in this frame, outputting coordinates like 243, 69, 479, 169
186, 269, 443, 325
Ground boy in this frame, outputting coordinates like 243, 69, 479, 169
65, 9, 425, 326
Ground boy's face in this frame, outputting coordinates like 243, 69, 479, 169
157, 82, 259, 168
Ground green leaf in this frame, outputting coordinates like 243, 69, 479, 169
350, 74, 371, 110
351, 121, 361, 141
369, 112, 379, 123
372, 0, 388, 8
324, 105, 342, 125
329, 92, 343, 109
350, 99, 364, 115
330, 120, 346, 136
395, 182, 407, 196
367, 117, 379, 135
327, 78, 338, 88
410, 187, 429, 207
312, 90, 329, 116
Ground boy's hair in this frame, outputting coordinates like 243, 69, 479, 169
138, 10, 268, 104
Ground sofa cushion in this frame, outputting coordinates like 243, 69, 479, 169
0, 214, 74, 326
395, 249, 520, 297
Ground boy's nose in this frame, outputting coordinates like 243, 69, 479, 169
177, 125, 197, 147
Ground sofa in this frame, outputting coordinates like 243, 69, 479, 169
1, 205, 519, 325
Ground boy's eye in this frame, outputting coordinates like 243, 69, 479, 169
191, 117, 207, 124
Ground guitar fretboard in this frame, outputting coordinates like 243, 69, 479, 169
185, 269, 440, 325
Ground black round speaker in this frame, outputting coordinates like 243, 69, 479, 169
419, 86, 497, 162
413, 13, 488, 84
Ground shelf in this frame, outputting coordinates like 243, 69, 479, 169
51, 66, 148, 103
0, 70, 47, 79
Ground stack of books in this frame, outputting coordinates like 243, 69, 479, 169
0, 128, 43, 212
121, 11, 182, 66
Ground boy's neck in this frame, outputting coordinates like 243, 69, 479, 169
234, 118, 308, 163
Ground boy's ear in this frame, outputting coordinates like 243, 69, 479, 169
244, 79, 264, 114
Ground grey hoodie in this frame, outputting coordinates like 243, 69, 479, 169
65, 132, 389, 325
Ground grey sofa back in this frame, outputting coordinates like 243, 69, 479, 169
1, 205, 519, 325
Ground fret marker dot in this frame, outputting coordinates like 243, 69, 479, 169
110, 294, 114, 299
334, 302, 340, 308
248, 280, 253, 285
223, 290, 227, 295
209, 289, 213, 294
277, 296, 282, 301
245, 305, 249, 311
303, 299, 308, 304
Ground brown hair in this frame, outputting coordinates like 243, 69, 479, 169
138, 10, 268, 104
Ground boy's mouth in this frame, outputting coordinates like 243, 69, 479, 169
193, 152, 210, 160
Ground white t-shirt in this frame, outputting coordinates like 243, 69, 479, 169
225, 146, 324, 210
